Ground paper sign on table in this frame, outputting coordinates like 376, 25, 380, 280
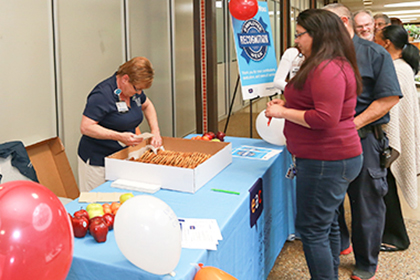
232, 145, 283, 160
178, 218, 223, 250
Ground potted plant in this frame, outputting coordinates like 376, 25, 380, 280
404, 24, 420, 41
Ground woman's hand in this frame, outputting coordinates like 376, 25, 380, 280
141, 97, 162, 148
150, 134, 162, 148
118, 132, 145, 147
265, 99, 287, 119
265, 99, 310, 128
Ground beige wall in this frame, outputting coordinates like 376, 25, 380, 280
1, 1, 197, 188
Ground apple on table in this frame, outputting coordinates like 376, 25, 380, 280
71, 215, 89, 238
102, 203, 112, 214
216, 131, 226, 142
120, 193, 134, 204
89, 216, 109, 243
74, 208, 89, 220
86, 203, 104, 219
102, 213, 115, 230
110, 202, 121, 215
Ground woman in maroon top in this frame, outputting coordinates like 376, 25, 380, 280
265, 9, 363, 280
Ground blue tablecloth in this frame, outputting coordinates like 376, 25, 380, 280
65, 136, 296, 280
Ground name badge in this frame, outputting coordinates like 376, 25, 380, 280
285, 164, 296, 179
116, 101, 129, 113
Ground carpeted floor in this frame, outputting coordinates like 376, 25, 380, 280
219, 100, 420, 280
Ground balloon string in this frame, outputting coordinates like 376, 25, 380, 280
267, 117, 272, 126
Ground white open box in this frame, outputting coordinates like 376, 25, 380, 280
105, 137, 232, 193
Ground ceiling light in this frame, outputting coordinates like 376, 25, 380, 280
384, 1, 420, 8
401, 18, 417, 22
385, 9, 420, 15
395, 14, 420, 18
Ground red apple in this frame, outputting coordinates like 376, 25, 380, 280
203, 132, 215, 140
102, 213, 115, 230
207, 131, 216, 139
89, 217, 108, 243
216, 131, 226, 142
88, 216, 106, 231
72, 216, 89, 238
74, 209, 89, 220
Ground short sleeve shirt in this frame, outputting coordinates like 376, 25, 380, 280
78, 73, 147, 166
353, 35, 402, 126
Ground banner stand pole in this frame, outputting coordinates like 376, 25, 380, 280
249, 97, 259, 138
224, 75, 278, 138
223, 75, 240, 134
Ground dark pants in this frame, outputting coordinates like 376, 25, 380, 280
296, 155, 363, 280
382, 169, 410, 250
338, 133, 388, 274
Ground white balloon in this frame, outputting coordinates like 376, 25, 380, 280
114, 195, 182, 275
256, 110, 287, 146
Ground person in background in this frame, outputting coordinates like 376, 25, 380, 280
374, 25, 420, 252
265, 9, 363, 280
390, 17, 403, 26
273, 47, 304, 92
374, 13, 391, 34
324, 4, 402, 280
77, 57, 162, 192
354, 10, 375, 41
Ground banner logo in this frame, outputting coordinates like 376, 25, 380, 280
237, 18, 270, 63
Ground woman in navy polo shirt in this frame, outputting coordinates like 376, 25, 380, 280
77, 57, 162, 192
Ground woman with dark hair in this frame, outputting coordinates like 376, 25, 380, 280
374, 25, 420, 252
265, 9, 363, 280
390, 17, 403, 26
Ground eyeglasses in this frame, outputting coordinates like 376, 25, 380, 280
132, 83, 142, 93
295, 31, 308, 39
355, 23, 374, 30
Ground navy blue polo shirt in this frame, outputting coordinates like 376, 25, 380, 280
78, 73, 147, 166
353, 35, 402, 127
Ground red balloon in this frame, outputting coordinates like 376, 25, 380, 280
229, 0, 259, 21
194, 264, 237, 280
0, 181, 73, 279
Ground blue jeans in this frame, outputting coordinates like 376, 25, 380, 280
295, 155, 363, 280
